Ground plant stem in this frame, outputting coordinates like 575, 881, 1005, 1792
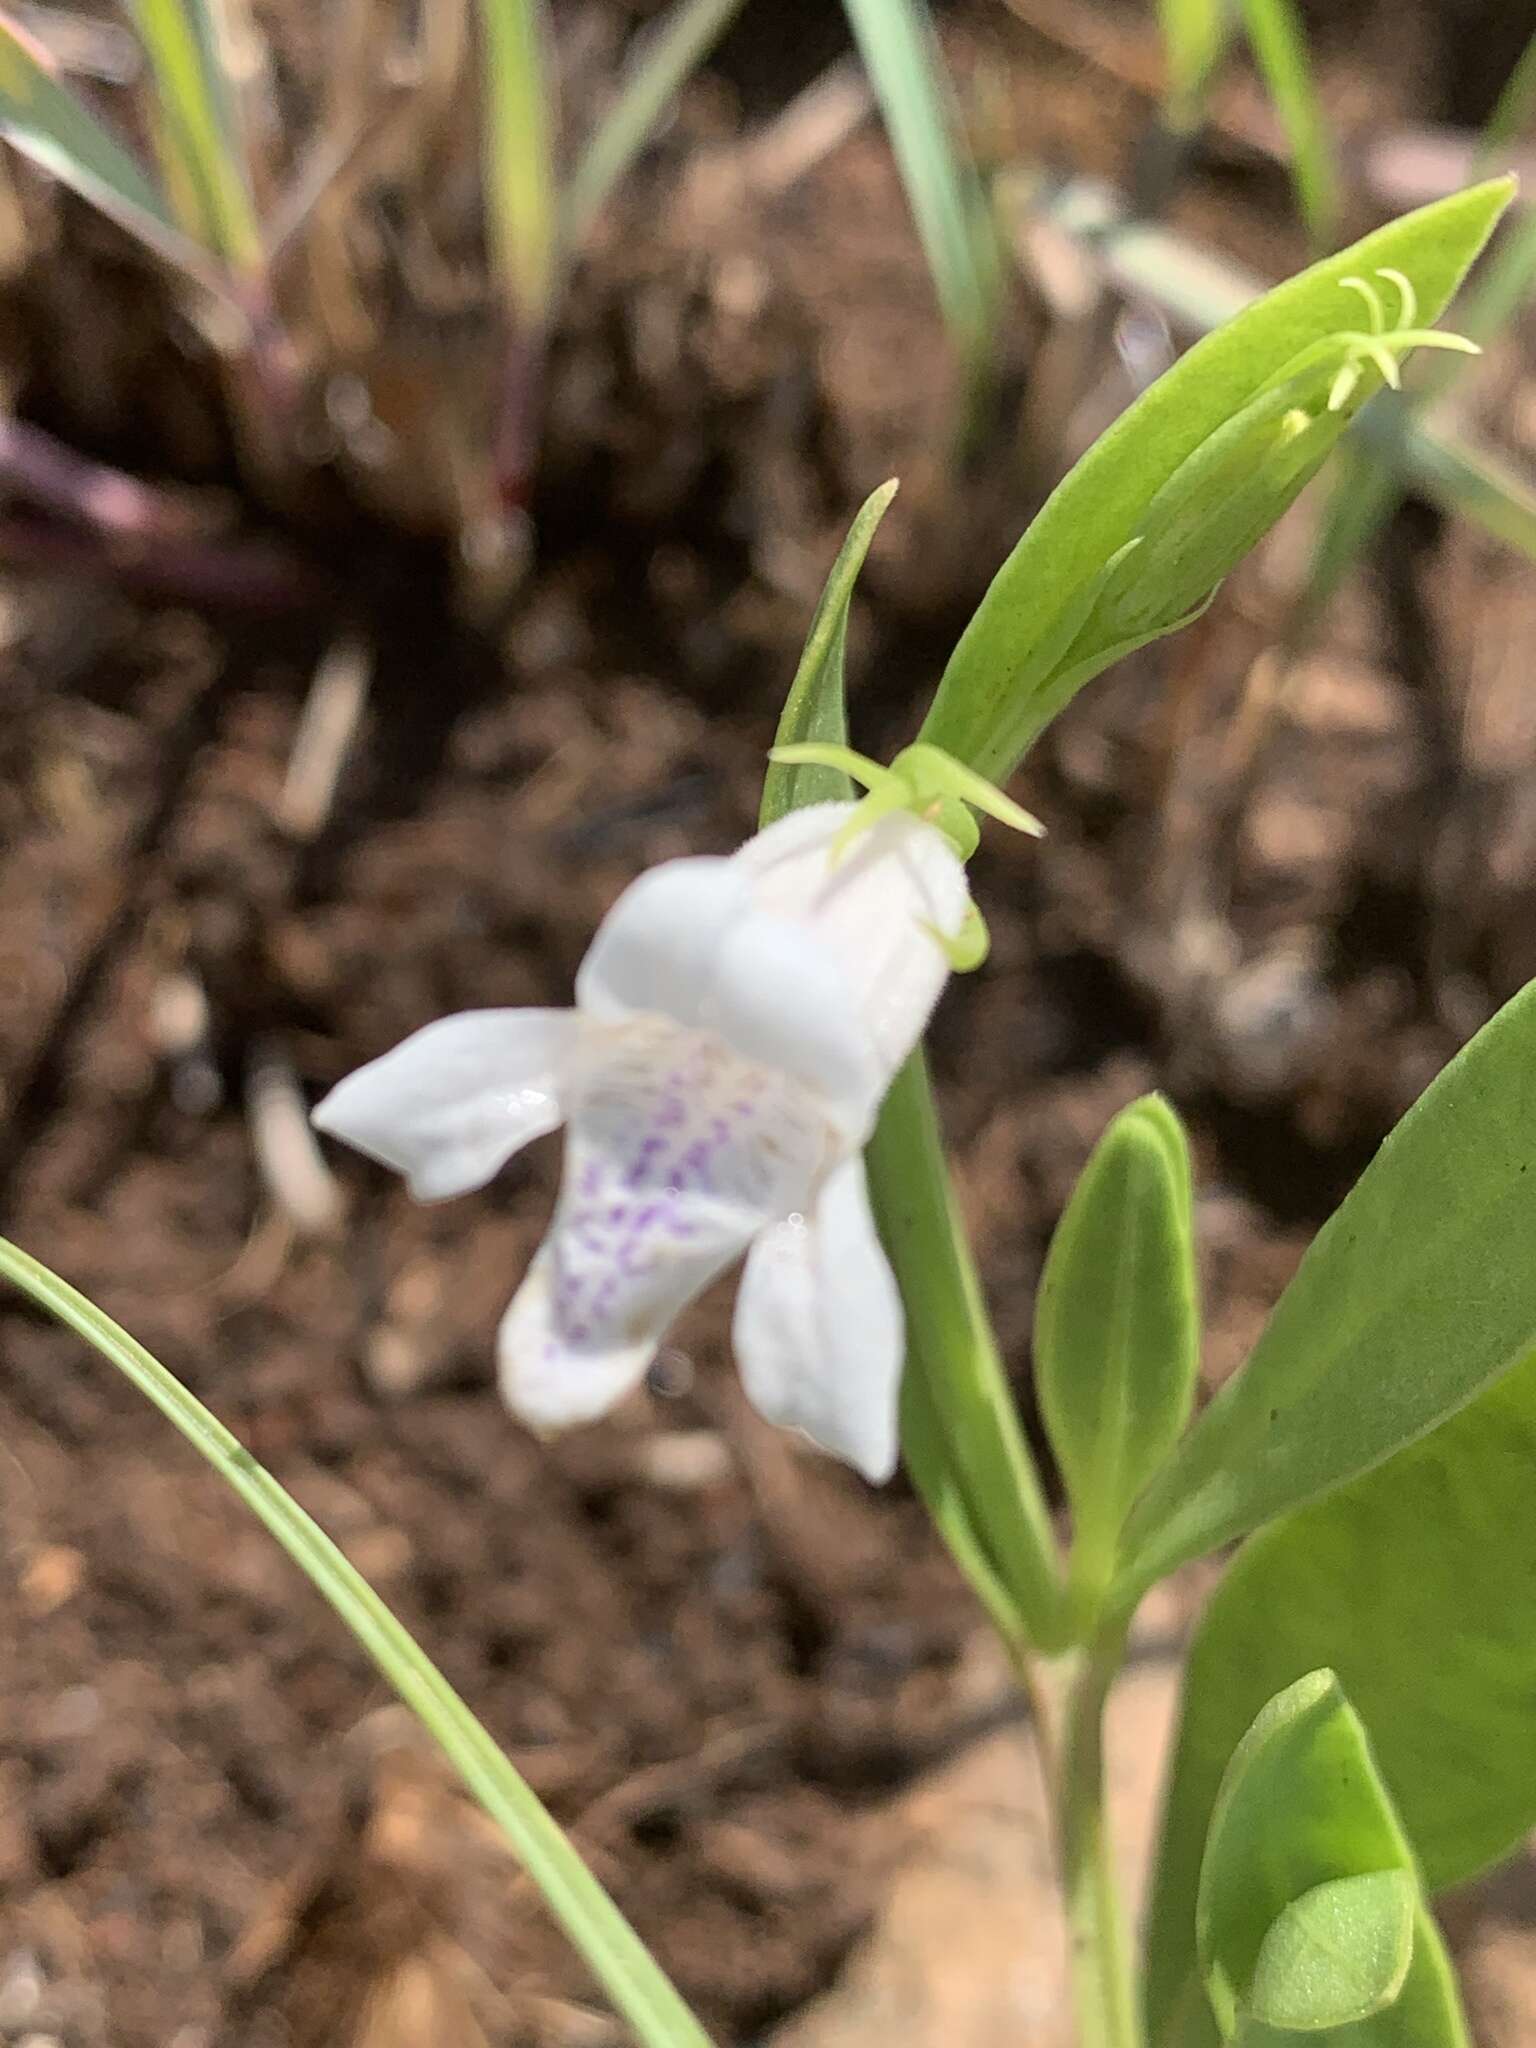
867, 1049, 1067, 1651
1057, 1627, 1143, 2048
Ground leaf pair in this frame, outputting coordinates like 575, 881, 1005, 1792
1195, 1672, 1466, 2046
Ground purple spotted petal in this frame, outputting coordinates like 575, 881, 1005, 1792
499, 1019, 829, 1430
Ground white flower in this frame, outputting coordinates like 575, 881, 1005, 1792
312, 801, 971, 1481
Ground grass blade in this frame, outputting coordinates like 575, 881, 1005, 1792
0, 1235, 716, 2048
475, 0, 559, 333
127, 0, 261, 270
0, 11, 215, 281
1479, 29, 1536, 170
1157, 0, 1233, 134
839, 0, 1000, 403
565, 0, 746, 250
1235, 0, 1338, 249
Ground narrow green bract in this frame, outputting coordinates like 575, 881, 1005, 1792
759, 480, 897, 826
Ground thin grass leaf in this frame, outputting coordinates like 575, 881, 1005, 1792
1479, 29, 1536, 170
0, 1236, 716, 2048
565, 0, 746, 250
1157, 0, 1233, 134
128, 0, 261, 270
0, 11, 216, 283
839, 0, 1000, 398
1235, 0, 1338, 250
475, 0, 559, 332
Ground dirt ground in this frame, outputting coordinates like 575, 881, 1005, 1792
5, 2, 1536, 2043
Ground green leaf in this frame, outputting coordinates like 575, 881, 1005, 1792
1234, 0, 1337, 251
1143, 1340, 1536, 2042
1245, 1870, 1415, 2033
1036, 1095, 1199, 1608
922, 178, 1512, 781
0, 15, 210, 281
839, 0, 1000, 395
1191, 1674, 1467, 2048
1157, 0, 1233, 133
127, 0, 261, 270
1196, 1673, 1413, 2037
760, 479, 898, 828
475, 0, 559, 330
565, 0, 746, 250
1118, 974, 1536, 1598
0, 1237, 717, 2048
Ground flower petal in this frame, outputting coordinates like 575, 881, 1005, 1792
732, 1151, 903, 1482
734, 804, 969, 1081
576, 856, 747, 1028
499, 1018, 830, 1432
575, 846, 878, 1128
709, 913, 880, 1133
312, 1009, 575, 1201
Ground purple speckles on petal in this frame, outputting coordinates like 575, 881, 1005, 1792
537, 1018, 827, 1371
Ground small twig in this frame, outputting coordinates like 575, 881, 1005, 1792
246, 1036, 348, 1239
740, 56, 874, 196
277, 632, 373, 841
0, 511, 323, 611
0, 416, 205, 539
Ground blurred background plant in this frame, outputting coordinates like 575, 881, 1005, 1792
0, 0, 998, 613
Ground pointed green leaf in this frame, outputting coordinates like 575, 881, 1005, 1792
1144, 1339, 1536, 2042
760, 479, 898, 827
922, 179, 1512, 780
1118, 975, 1536, 1599
1246, 1870, 1415, 2033
1037, 1095, 1199, 1606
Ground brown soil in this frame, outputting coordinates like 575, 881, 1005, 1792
4, 3, 1536, 2044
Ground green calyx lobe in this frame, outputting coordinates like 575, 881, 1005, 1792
766, 740, 1042, 858
766, 741, 1043, 972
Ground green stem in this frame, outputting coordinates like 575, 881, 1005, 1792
1057, 1626, 1143, 2048
0, 1237, 716, 2048
866, 1049, 1067, 1651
